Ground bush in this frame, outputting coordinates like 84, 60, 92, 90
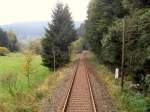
22, 51, 34, 88
70, 37, 85, 59
120, 90, 149, 112
141, 74, 150, 96
35, 90, 44, 100
14, 92, 34, 112
0, 72, 18, 96
0, 47, 10, 56
91, 53, 150, 112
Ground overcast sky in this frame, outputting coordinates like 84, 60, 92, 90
0, 0, 90, 25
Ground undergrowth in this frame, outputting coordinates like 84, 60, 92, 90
91, 53, 150, 112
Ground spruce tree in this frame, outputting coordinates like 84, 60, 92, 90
41, 3, 76, 69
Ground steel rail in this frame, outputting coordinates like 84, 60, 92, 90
62, 59, 80, 112
84, 61, 97, 112
61, 58, 97, 112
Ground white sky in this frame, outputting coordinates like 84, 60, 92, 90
0, 0, 90, 25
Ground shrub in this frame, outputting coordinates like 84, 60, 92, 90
0, 72, 17, 96
35, 90, 44, 100
91, 53, 150, 112
14, 92, 34, 112
22, 51, 34, 88
120, 90, 149, 112
141, 74, 150, 96
0, 47, 10, 56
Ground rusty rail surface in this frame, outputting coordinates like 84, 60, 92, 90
84, 61, 97, 112
62, 59, 80, 112
62, 57, 97, 112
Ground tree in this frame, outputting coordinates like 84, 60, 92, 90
101, 20, 122, 67
124, 9, 150, 84
41, 3, 76, 69
0, 28, 9, 48
85, 0, 125, 59
28, 39, 42, 54
85, 0, 150, 93
0, 28, 18, 52
70, 37, 86, 58
77, 23, 86, 37
7, 31, 18, 52
123, 0, 150, 12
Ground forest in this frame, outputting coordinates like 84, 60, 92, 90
85, 0, 150, 95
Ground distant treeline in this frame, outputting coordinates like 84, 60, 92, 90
0, 28, 18, 52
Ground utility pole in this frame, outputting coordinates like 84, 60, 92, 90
52, 47, 56, 73
121, 18, 125, 90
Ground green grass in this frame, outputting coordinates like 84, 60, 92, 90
0, 53, 22, 75
91, 53, 150, 112
0, 53, 66, 112
0, 53, 49, 99
0, 53, 50, 111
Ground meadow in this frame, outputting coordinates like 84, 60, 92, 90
0, 53, 50, 111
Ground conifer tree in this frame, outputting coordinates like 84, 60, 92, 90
41, 3, 76, 69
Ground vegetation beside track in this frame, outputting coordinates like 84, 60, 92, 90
0, 53, 49, 91
0, 53, 52, 111
85, 0, 150, 96
91, 53, 150, 112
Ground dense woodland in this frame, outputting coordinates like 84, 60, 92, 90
85, 0, 150, 94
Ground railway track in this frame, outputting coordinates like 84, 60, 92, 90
62, 57, 97, 112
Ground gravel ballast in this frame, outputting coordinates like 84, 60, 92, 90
39, 63, 75, 112
39, 59, 117, 112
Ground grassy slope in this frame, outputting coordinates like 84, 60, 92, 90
0, 53, 49, 98
91, 53, 150, 112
